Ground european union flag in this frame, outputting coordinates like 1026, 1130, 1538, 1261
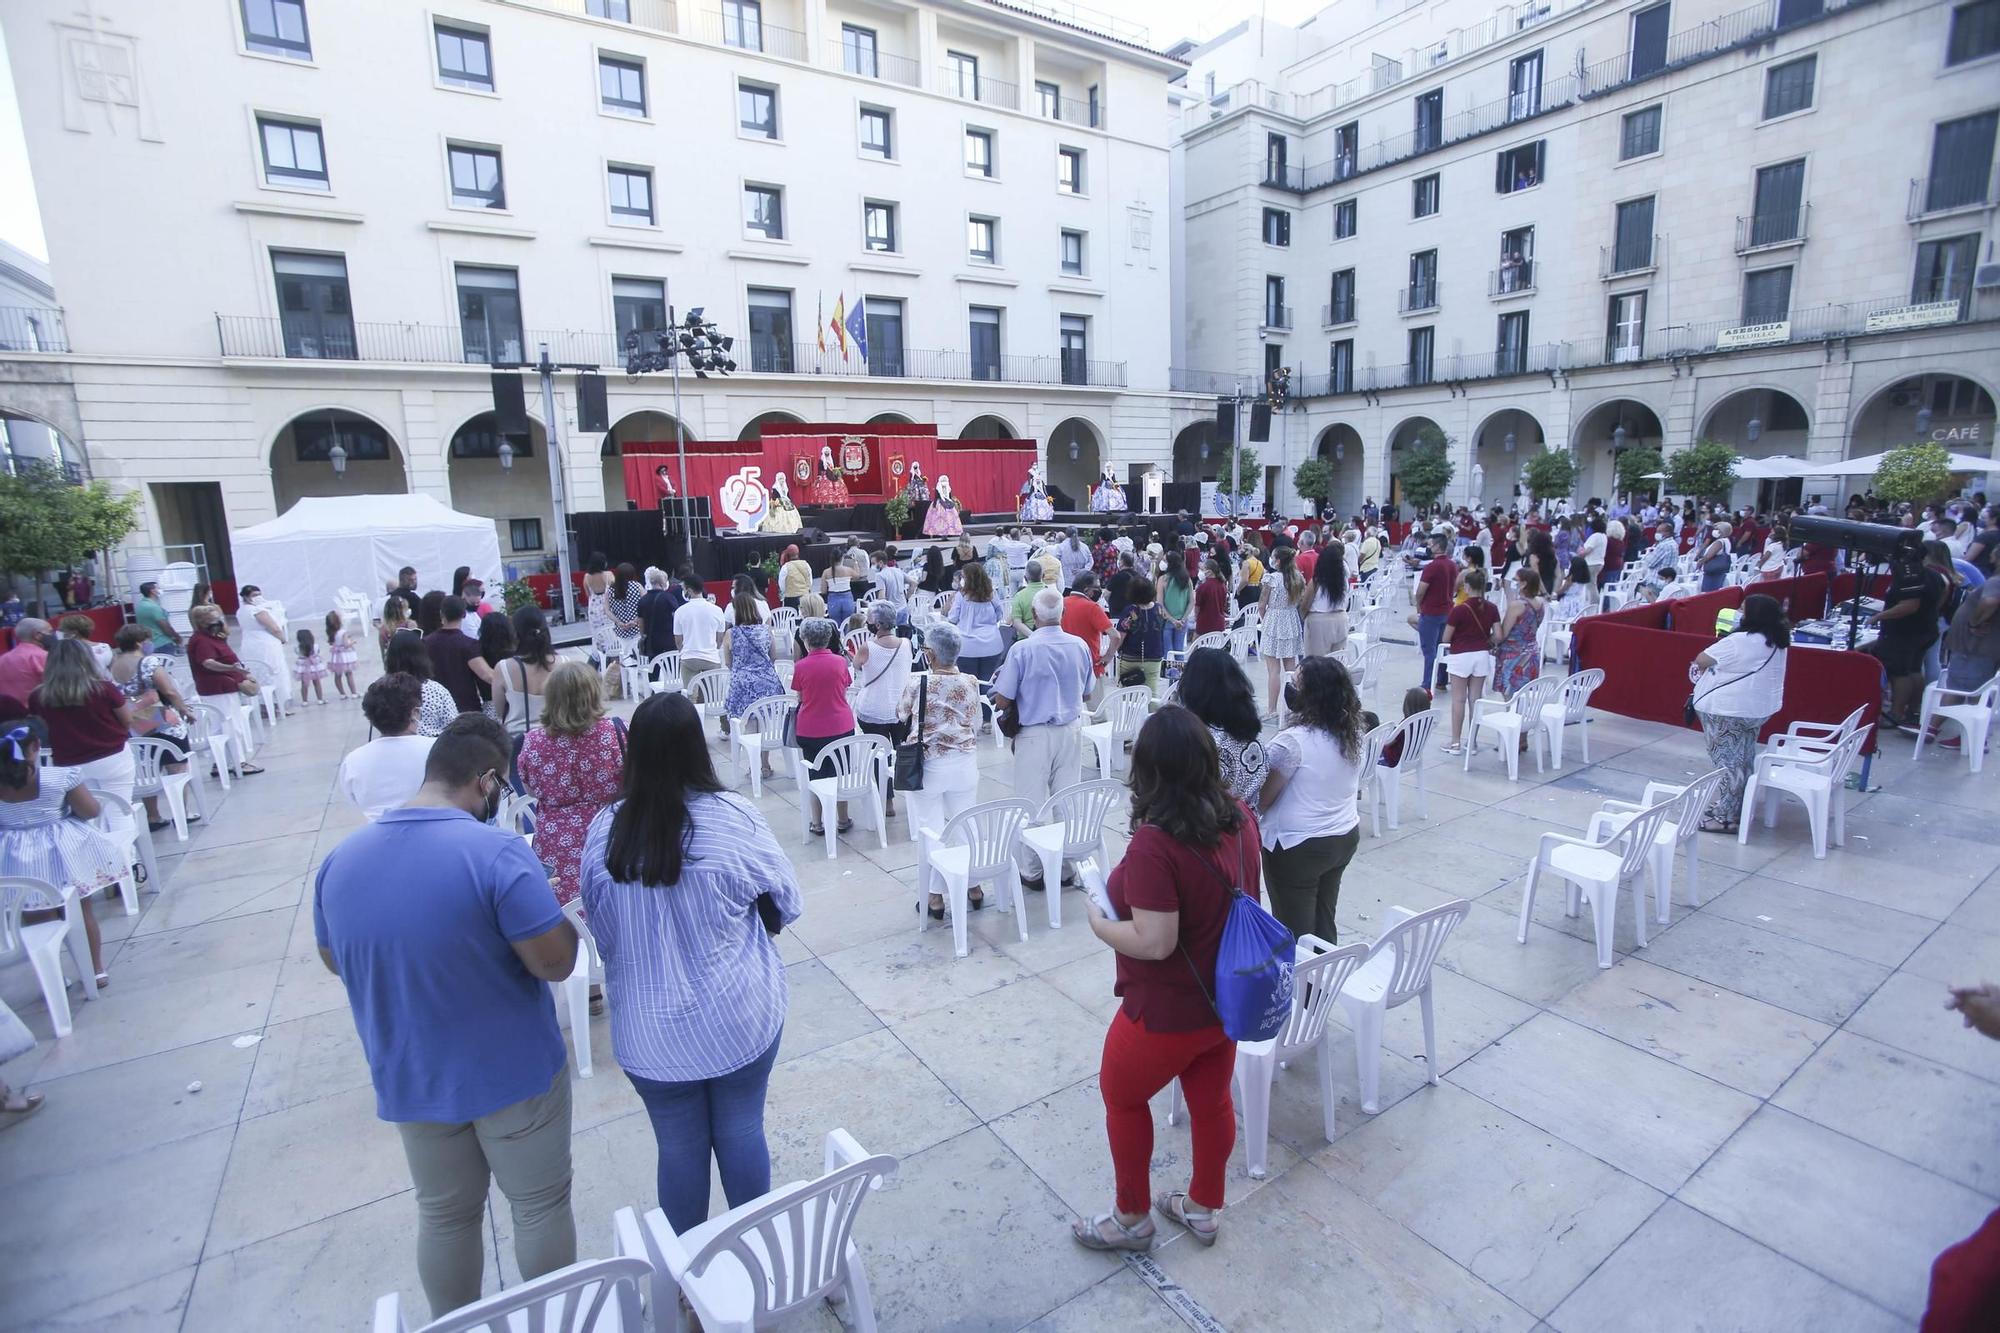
845, 295, 868, 363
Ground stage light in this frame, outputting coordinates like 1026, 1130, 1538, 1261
328, 440, 348, 476
686, 307, 704, 325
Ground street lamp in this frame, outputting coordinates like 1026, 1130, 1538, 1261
1503, 431, 1516, 453
497, 436, 515, 472
1916, 405, 1933, 437
327, 440, 348, 477
1746, 417, 1762, 444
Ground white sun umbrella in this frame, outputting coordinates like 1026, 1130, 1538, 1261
1796, 451, 1997, 477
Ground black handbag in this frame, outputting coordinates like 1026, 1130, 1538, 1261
894, 674, 927, 791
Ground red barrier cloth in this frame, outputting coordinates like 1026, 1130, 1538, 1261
1665, 587, 1744, 635
0, 605, 126, 653
1830, 572, 1893, 605
1597, 599, 1672, 631
1749, 572, 1829, 622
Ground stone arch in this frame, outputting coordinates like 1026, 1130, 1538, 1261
1312, 423, 1365, 517
737, 410, 804, 443
1697, 386, 1813, 509
601, 410, 696, 510
0, 406, 90, 481
1172, 420, 1220, 486
444, 411, 554, 562
1848, 372, 1997, 463
268, 406, 409, 516
1047, 417, 1102, 508
1569, 399, 1665, 507
866, 411, 916, 427
1471, 409, 1544, 508
959, 413, 1019, 440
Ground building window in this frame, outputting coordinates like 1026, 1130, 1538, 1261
1913, 234, 1980, 304
456, 265, 523, 365
1499, 225, 1535, 290
744, 184, 783, 239
598, 55, 647, 116
1761, 55, 1816, 119
1496, 310, 1530, 375
1414, 89, 1442, 152
1266, 132, 1289, 184
1263, 208, 1291, 245
1060, 314, 1088, 385
1265, 276, 1287, 328
1060, 229, 1085, 276
1620, 105, 1662, 160
447, 144, 504, 209
272, 250, 353, 359
242, 0, 310, 59
860, 106, 892, 158
509, 518, 543, 552
1334, 199, 1357, 239
1036, 80, 1061, 118
451, 418, 533, 460
1413, 173, 1440, 217
1329, 269, 1355, 324
1608, 291, 1646, 361
1742, 266, 1793, 324
1333, 122, 1358, 180
612, 276, 666, 341
1264, 342, 1284, 376
746, 288, 794, 373
946, 51, 979, 99
1496, 141, 1544, 192
842, 23, 878, 77
738, 82, 777, 139
864, 201, 897, 252
1926, 110, 1999, 211
1748, 158, 1806, 245
1508, 50, 1543, 120
1407, 250, 1438, 310
435, 23, 492, 91
966, 128, 994, 177
608, 165, 653, 223
258, 116, 327, 188
722, 0, 762, 51
1329, 339, 1353, 394
1058, 147, 1083, 194
586, 0, 631, 18
1409, 326, 1435, 384
866, 297, 905, 377
968, 215, 997, 263
969, 306, 1002, 380
1947, 0, 2000, 64
1613, 196, 1655, 271
1630, 2, 1671, 79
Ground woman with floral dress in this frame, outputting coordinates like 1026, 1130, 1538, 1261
108, 625, 197, 831
1492, 566, 1547, 699
722, 581, 786, 778
519, 661, 626, 909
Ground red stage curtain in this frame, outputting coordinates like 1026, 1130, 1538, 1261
933, 438, 1037, 514
621, 440, 762, 513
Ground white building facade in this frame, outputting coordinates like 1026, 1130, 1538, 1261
0, 0, 1206, 578
1172, 0, 2000, 517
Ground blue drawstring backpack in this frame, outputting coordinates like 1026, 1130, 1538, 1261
1183, 832, 1296, 1043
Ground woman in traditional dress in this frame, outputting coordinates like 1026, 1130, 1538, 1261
901, 461, 932, 504
1020, 464, 1055, 523
1090, 466, 1126, 514
924, 473, 964, 537
802, 445, 852, 507
760, 472, 802, 535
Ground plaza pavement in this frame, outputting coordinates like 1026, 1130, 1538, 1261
1, 632, 1996, 1332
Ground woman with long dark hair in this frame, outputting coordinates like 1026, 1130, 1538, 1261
1174, 647, 1266, 804
474, 613, 515, 719
1257, 656, 1365, 943
920, 545, 951, 595
415, 590, 447, 638
1689, 592, 1789, 832
384, 630, 457, 737
1073, 705, 1261, 1253
578, 692, 802, 1237
1303, 541, 1349, 658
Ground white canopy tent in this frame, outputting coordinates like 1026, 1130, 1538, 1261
1789, 451, 1996, 478
231, 495, 504, 622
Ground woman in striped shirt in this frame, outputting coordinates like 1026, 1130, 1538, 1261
578, 692, 803, 1234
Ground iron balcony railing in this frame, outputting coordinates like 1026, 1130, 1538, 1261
1398, 282, 1440, 314
1736, 204, 1810, 252
214, 316, 1126, 386
537, 0, 676, 32
0, 305, 68, 353
1169, 368, 1242, 395
827, 41, 921, 86
1037, 91, 1103, 129
693, 7, 808, 60
1490, 261, 1536, 296
1909, 163, 1999, 218
1262, 163, 1306, 191
940, 68, 1019, 111
1323, 298, 1356, 326
1600, 235, 1661, 277
1263, 306, 1294, 330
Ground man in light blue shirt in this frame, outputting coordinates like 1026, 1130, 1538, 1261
994, 588, 1095, 889
314, 714, 579, 1320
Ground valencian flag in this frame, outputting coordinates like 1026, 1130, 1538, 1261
829, 294, 848, 358
845, 295, 869, 363
816, 292, 826, 355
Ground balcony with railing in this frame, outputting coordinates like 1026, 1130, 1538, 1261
1037, 90, 1103, 129
827, 41, 921, 86
940, 68, 1019, 111
692, 6, 808, 60
1398, 282, 1440, 315
1262, 306, 1294, 331
1490, 261, 1535, 297
1322, 299, 1356, 327
0, 306, 68, 353
532, 0, 676, 32
1600, 235, 1661, 279
1736, 204, 1810, 253
1908, 163, 1998, 218
1169, 368, 1242, 394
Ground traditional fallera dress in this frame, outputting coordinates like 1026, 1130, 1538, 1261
901, 473, 932, 504
328, 626, 359, 673
803, 463, 851, 507
1019, 479, 1054, 522
761, 495, 802, 535
924, 484, 964, 537
1090, 478, 1126, 513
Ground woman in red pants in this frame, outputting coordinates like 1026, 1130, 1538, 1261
1072, 705, 1262, 1252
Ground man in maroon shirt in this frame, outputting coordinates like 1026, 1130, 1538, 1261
422, 597, 495, 714
1415, 534, 1457, 686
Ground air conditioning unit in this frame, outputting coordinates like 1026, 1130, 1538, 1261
1973, 263, 2000, 289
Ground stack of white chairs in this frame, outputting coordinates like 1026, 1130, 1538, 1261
1914, 678, 1997, 773
917, 798, 1033, 958
1519, 792, 1679, 968
1738, 726, 1871, 859
0, 875, 99, 1035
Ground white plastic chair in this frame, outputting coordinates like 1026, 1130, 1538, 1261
1168, 934, 1370, 1176
645, 651, 684, 695
1766, 704, 1867, 760
1915, 678, 1997, 773
636, 1129, 896, 1333
501, 792, 539, 839
0, 875, 98, 1035
1539, 668, 1604, 769
1338, 900, 1470, 1113
800, 735, 891, 859
767, 606, 801, 655
373, 1212, 651, 1332
616, 646, 648, 701
1081, 686, 1152, 778
841, 628, 870, 657
129, 735, 204, 842
246, 662, 286, 729
1463, 676, 1562, 780
1364, 710, 1436, 835
1182, 631, 1229, 659
559, 900, 599, 1079
1587, 769, 1727, 924
1738, 727, 1871, 859
728, 693, 798, 798
86, 788, 148, 916
1519, 794, 1677, 968
687, 668, 732, 730
916, 798, 1034, 957
187, 701, 246, 788
1018, 779, 1124, 929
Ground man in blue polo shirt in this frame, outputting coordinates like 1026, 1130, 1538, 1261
315, 714, 579, 1320
994, 587, 1094, 890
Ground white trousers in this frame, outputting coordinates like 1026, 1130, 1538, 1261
905, 750, 981, 846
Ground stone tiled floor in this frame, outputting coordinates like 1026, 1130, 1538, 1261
3, 639, 1996, 1332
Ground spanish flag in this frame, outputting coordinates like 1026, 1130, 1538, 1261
830, 293, 849, 358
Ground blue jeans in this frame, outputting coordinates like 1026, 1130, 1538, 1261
1416, 613, 1448, 686
1162, 622, 1188, 656
826, 591, 856, 623
627, 1031, 782, 1233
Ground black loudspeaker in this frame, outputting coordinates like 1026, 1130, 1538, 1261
575, 373, 609, 432
1215, 397, 1235, 436
1789, 514, 1924, 563
490, 372, 529, 434
1248, 403, 1272, 442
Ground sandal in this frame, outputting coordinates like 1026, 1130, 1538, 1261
925, 895, 945, 921
809, 823, 826, 837
1154, 1191, 1219, 1246
0, 1090, 45, 1128
968, 889, 986, 911
837, 817, 853, 834
1069, 1211, 1155, 1252
238, 763, 265, 776
1696, 818, 1735, 834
